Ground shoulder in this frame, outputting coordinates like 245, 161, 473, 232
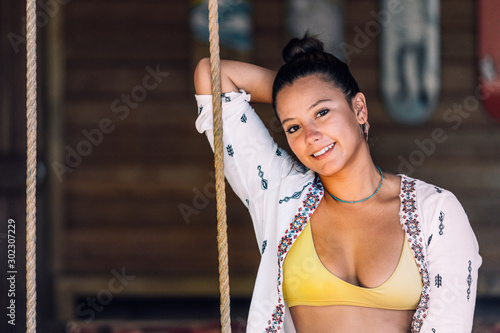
403, 175, 466, 229
410, 176, 461, 206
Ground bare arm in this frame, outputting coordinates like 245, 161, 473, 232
193, 58, 277, 103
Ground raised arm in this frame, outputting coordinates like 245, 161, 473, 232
194, 58, 277, 103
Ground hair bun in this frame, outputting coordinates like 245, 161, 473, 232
282, 33, 325, 63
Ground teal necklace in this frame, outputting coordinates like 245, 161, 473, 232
327, 166, 383, 203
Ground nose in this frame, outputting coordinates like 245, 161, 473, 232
304, 123, 321, 145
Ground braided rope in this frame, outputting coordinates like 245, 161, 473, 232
207, 0, 231, 332
26, 0, 37, 332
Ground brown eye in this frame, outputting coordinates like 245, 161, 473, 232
316, 109, 329, 118
286, 125, 300, 134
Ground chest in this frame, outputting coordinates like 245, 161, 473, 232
309, 198, 404, 288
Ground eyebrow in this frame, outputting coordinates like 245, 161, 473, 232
280, 99, 332, 125
309, 99, 332, 110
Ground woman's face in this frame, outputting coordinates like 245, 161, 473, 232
275, 74, 367, 176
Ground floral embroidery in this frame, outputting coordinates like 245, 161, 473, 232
427, 234, 433, 246
402, 198, 416, 214
412, 319, 423, 332
278, 236, 292, 255
257, 166, 268, 190
290, 216, 307, 232
226, 144, 234, 157
261, 240, 267, 254
438, 211, 445, 235
278, 182, 312, 204
272, 305, 284, 323
419, 292, 430, 312
198, 105, 203, 115
411, 243, 425, 262
434, 186, 442, 193
265, 304, 284, 333
400, 176, 430, 333
403, 179, 416, 192
405, 218, 419, 237
276, 148, 282, 156
304, 194, 319, 209
265, 177, 322, 332
241, 113, 247, 123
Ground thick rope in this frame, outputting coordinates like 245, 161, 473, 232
208, 0, 231, 332
26, 0, 37, 332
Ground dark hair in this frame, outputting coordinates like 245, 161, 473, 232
272, 33, 361, 118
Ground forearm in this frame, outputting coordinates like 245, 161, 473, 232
194, 58, 276, 103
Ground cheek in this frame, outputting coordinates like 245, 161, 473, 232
334, 114, 359, 136
285, 136, 302, 156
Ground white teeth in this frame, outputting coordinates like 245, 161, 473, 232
313, 143, 335, 157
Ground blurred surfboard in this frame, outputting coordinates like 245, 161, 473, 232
287, 0, 344, 60
190, 0, 252, 52
478, 0, 500, 121
381, 0, 440, 125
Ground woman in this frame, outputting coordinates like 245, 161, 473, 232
193, 35, 481, 333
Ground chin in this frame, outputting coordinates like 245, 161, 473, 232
308, 161, 343, 177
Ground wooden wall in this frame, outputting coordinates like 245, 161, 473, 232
50, 0, 499, 321
1, 1, 30, 331
348, 0, 500, 296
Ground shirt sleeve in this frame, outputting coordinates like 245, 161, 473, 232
195, 90, 295, 241
420, 191, 482, 332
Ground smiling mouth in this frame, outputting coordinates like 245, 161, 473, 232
312, 143, 335, 157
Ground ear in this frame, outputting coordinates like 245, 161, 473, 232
352, 92, 368, 125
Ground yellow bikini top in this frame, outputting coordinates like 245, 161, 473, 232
283, 222, 423, 310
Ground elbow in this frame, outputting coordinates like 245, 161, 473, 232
194, 57, 211, 95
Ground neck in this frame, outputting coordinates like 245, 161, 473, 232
320, 160, 381, 204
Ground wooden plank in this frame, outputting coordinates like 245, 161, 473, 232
345, 0, 378, 27
253, 32, 287, 68
64, 172, 215, 197
66, 33, 188, 60
55, 274, 257, 320
442, 31, 475, 59
441, 0, 475, 30
254, 0, 284, 30
64, 162, 215, 193
62, 226, 260, 274
442, 61, 477, 92
60, 127, 212, 161
344, 0, 474, 31
350, 61, 477, 96
65, 1, 188, 24
66, 197, 214, 228
372, 157, 500, 193
64, 100, 197, 126
370, 123, 500, 157
66, 35, 188, 62
65, 66, 187, 95
64, 1, 189, 62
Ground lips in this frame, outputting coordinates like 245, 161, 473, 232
312, 143, 335, 157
